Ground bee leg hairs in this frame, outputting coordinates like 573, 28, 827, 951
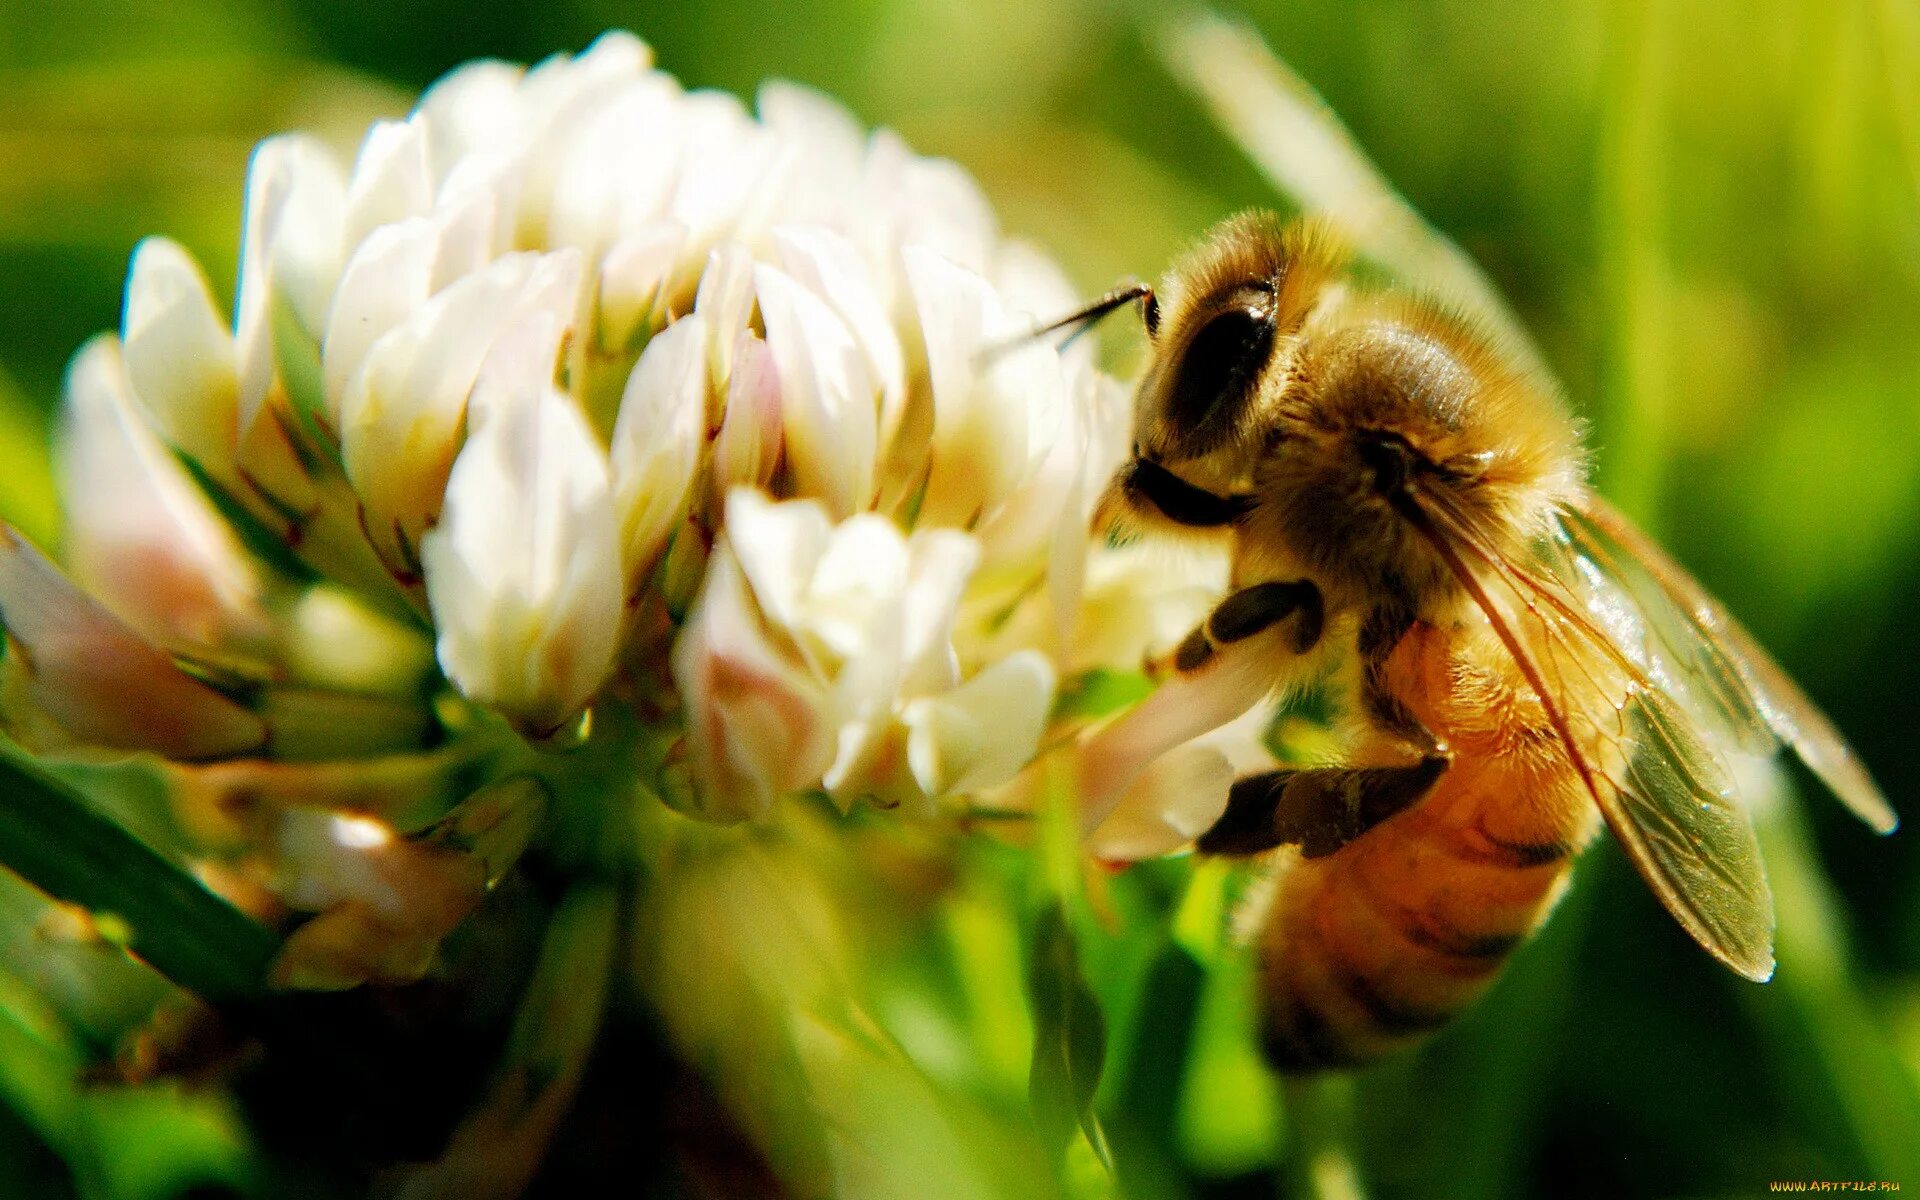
1196, 756, 1448, 857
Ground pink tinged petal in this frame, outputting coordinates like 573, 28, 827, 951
0, 526, 266, 759
819, 721, 915, 814
266, 810, 489, 988
608, 313, 707, 586
754, 264, 877, 519
272, 810, 481, 930
120, 237, 239, 473
1086, 744, 1233, 862
1075, 634, 1281, 835
56, 337, 268, 655
773, 226, 906, 444
597, 221, 689, 353
166, 749, 470, 849
671, 545, 832, 821
340, 249, 584, 575
421, 315, 622, 734
902, 650, 1056, 798
342, 117, 434, 249
711, 331, 782, 508
234, 135, 347, 433
269, 905, 439, 991
322, 216, 438, 425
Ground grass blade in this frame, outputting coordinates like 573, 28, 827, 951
1152, 7, 1548, 381
0, 747, 275, 1003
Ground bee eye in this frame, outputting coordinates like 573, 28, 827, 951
1168, 300, 1276, 436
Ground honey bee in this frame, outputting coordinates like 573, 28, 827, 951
1070, 211, 1898, 1070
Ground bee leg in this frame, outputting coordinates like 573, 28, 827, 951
1197, 757, 1448, 858
1358, 600, 1448, 758
1169, 580, 1325, 674
1121, 458, 1254, 528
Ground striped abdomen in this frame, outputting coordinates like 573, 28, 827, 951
1255, 625, 1606, 1070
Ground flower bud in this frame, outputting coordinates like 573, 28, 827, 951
0, 527, 266, 760
57, 335, 270, 656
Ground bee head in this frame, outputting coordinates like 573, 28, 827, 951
1245, 296, 1585, 602
1098, 212, 1583, 610
1129, 212, 1346, 492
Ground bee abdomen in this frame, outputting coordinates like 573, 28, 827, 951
1256, 790, 1584, 1072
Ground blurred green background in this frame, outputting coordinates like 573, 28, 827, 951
1, 1, 1917, 1197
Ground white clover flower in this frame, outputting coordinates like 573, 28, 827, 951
1, 31, 1249, 984
673, 488, 1058, 821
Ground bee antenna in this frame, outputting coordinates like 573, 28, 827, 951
979, 281, 1154, 363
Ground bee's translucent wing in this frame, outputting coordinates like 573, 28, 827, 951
1410, 489, 1841, 981
1561, 497, 1897, 835
1605, 684, 1775, 979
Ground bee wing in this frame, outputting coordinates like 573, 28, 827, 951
1562, 496, 1897, 835
1409, 488, 1847, 981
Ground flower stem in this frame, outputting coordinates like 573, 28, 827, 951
393, 882, 620, 1200
0, 747, 276, 1002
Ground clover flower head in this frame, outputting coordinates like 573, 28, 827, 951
1, 32, 1249, 985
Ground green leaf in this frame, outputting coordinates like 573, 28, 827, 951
0, 746, 276, 1003
86, 1086, 254, 1200
0, 959, 255, 1200
1748, 798, 1920, 1184
0, 969, 84, 1160
1175, 943, 1281, 1175
795, 1010, 1056, 1200
0, 1102, 74, 1200
1110, 938, 1205, 1150
1026, 902, 1114, 1174
946, 886, 1037, 1096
